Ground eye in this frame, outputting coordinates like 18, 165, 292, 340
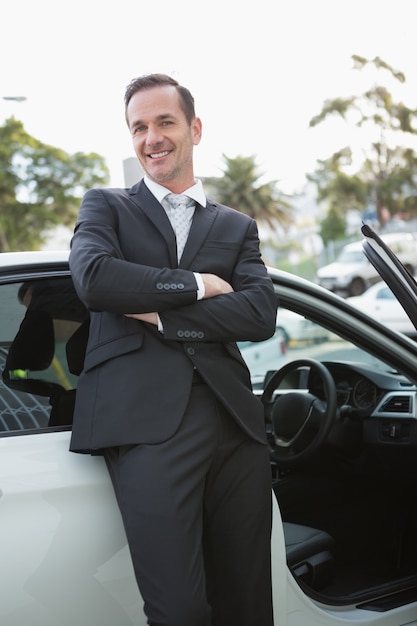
132, 125, 146, 135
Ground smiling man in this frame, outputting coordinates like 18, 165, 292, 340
127, 80, 201, 191
69, 73, 277, 626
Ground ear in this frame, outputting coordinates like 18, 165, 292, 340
192, 117, 202, 146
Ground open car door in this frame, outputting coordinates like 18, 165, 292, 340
361, 223, 417, 331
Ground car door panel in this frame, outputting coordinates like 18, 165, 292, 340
0, 430, 146, 626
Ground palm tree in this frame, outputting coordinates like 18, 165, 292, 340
203, 155, 293, 232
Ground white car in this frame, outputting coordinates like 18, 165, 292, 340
2, 250, 417, 626
347, 281, 417, 335
276, 308, 331, 346
316, 231, 417, 296
238, 327, 288, 377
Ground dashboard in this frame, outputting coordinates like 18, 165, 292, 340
310, 363, 381, 411
308, 361, 417, 419
305, 361, 417, 449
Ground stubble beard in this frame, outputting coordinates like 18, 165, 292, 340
143, 154, 194, 187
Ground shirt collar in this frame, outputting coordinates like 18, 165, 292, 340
144, 176, 206, 208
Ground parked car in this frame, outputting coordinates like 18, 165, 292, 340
276, 308, 331, 346
316, 231, 417, 296
238, 327, 287, 377
2, 249, 417, 626
347, 281, 417, 336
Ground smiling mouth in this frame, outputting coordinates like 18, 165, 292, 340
149, 150, 170, 159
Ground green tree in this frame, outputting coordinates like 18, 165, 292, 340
0, 117, 109, 251
320, 206, 347, 245
203, 155, 293, 231
308, 55, 417, 228
308, 147, 369, 243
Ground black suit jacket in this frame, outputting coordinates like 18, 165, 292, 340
69, 180, 277, 452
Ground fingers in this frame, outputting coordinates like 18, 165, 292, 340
201, 274, 234, 299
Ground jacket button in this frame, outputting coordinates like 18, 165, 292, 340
197, 331, 204, 339
156, 283, 163, 290
164, 283, 170, 290
186, 347, 195, 356
178, 283, 185, 290
177, 330, 184, 338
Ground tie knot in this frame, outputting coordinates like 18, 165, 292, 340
164, 193, 194, 210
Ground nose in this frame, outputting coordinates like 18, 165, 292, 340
146, 124, 164, 147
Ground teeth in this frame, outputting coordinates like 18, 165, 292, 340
150, 150, 169, 159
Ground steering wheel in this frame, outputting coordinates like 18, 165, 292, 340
262, 359, 337, 467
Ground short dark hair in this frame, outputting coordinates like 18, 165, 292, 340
124, 73, 196, 125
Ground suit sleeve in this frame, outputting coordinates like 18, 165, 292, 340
159, 219, 278, 343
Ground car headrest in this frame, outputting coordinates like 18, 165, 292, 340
2, 310, 63, 399
6, 310, 55, 372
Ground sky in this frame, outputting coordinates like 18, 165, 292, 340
1, 0, 416, 196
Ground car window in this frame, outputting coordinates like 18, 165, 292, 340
376, 286, 394, 300
237, 327, 287, 378
337, 249, 365, 264
240, 306, 392, 388
0, 277, 88, 434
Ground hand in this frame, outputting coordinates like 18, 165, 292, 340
200, 274, 234, 299
125, 312, 158, 326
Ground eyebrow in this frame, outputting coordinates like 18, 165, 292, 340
131, 113, 176, 128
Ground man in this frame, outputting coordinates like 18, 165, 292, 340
69, 73, 277, 626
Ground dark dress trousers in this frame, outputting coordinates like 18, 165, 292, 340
69, 180, 278, 625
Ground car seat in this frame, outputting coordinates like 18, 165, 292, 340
283, 521, 335, 590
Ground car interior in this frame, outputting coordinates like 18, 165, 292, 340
0, 279, 88, 431
265, 356, 417, 607
1, 271, 417, 611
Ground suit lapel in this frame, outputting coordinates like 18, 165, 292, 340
179, 201, 218, 268
128, 181, 218, 269
129, 181, 177, 267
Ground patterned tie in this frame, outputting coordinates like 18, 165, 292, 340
162, 193, 195, 260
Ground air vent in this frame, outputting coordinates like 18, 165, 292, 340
380, 396, 411, 413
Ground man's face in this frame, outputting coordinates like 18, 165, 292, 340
126, 85, 202, 192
